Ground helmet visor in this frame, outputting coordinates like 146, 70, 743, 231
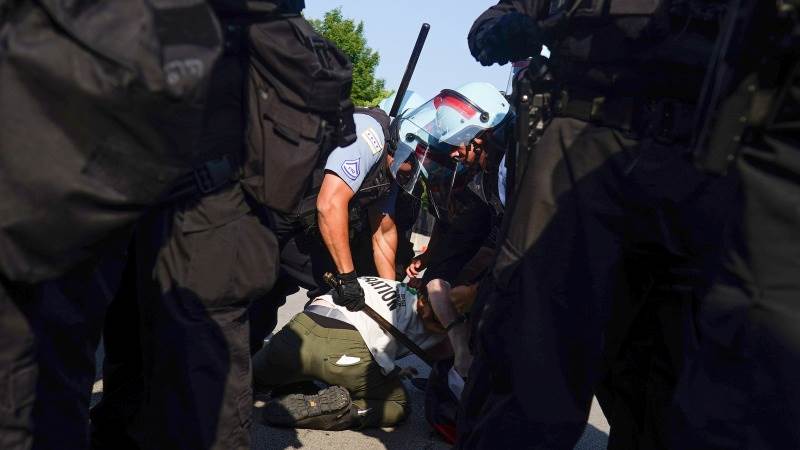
389, 91, 489, 217
409, 90, 490, 148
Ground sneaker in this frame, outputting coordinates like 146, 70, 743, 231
262, 385, 355, 430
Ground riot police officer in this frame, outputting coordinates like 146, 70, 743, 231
403, 83, 510, 297
0, 2, 221, 448
90, 1, 356, 448
672, 2, 800, 447
459, 1, 735, 448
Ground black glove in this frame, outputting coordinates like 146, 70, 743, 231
475, 12, 541, 66
331, 271, 366, 312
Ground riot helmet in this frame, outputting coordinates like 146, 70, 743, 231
389, 82, 510, 220
379, 90, 425, 117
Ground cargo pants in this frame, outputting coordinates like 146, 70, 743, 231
252, 312, 409, 427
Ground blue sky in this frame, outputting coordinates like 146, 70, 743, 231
304, 1, 513, 101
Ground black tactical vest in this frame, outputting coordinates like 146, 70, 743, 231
350, 107, 393, 210
544, 0, 728, 100
210, 0, 305, 16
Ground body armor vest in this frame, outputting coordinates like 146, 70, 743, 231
544, 0, 728, 100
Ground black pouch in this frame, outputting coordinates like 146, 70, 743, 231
0, 0, 222, 283
242, 15, 356, 213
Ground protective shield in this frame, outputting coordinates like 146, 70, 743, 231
389, 90, 494, 218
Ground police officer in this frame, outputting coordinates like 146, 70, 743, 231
312, 109, 405, 311
90, 1, 344, 448
671, 2, 800, 447
459, 1, 734, 448
248, 93, 426, 350
403, 83, 510, 307
0, 2, 221, 448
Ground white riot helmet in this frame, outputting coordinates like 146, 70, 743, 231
379, 90, 425, 117
389, 82, 510, 219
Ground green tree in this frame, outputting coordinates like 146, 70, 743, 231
310, 8, 391, 107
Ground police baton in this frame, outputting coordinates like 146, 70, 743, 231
323, 272, 434, 367
388, 23, 430, 118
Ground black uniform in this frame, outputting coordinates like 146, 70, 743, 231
671, 4, 800, 447
421, 131, 508, 286
89, 29, 282, 450
459, 1, 733, 448
0, 2, 221, 448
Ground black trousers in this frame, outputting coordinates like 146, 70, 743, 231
0, 281, 35, 450
457, 117, 735, 449
671, 107, 800, 447
0, 246, 128, 450
91, 183, 279, 450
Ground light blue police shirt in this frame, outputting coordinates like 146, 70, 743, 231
324, 113, 385, 193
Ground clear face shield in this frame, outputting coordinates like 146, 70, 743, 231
389, 90, 492, 219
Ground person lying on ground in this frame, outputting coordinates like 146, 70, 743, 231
251, 276, 469, 430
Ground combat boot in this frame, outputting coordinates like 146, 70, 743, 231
260, 385, 357, 430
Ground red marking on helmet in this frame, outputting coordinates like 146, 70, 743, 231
433, 94, 478, 119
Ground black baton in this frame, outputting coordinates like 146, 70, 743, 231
323, 272, 434, 367
389, 23, 430, 118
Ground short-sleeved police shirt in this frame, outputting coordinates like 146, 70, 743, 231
324, 113, 385, 193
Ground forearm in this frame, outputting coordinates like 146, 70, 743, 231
371, 209, 399, 280
318, 203, 355, 274
426, 279, 470, 361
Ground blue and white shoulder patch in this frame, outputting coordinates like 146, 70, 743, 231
341, 158, 361, 180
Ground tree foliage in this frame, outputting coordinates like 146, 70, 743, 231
310, 8, 391, 107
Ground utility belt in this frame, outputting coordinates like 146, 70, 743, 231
554, 90, 696, 142
162, 155, 239, 203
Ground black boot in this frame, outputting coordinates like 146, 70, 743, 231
261, 385, 357, 430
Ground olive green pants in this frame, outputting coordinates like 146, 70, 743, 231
252, 313, 409, 427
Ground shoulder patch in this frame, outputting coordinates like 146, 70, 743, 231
341, 158, 361, 181
361, 127, 384, 155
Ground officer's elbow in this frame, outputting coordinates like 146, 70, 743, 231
316, 195, 341, 219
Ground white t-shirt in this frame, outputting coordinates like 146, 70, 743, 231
310, 277, 445, 374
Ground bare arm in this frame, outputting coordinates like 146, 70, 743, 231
369, 207, 399, 280
317, 172, 356, 274
426, 279, 472, 377
406, 221, 441, 279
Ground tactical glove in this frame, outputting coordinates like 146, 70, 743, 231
331, 271, 366, 312
475, 12, 542, 66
